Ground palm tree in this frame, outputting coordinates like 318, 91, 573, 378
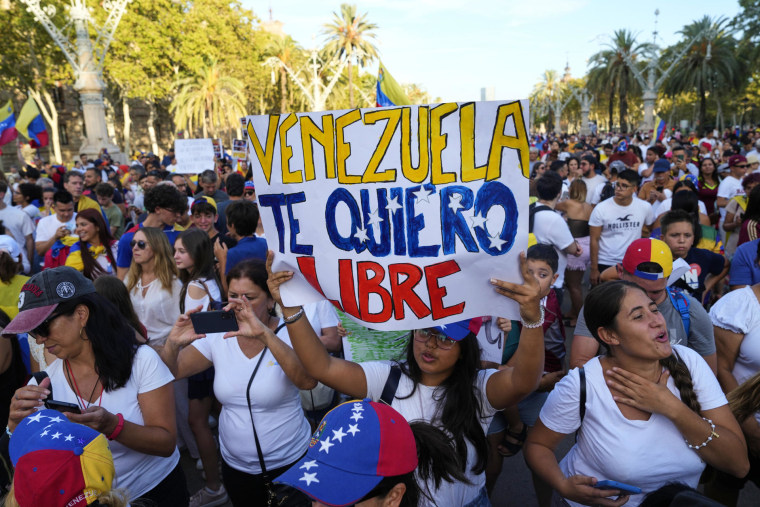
662, 16, 743, 129
170, 59, 246, 139
529, 69, 564, 131
266, 35, 301, 113
322, 3, 379, 108
587, 29, 652, 132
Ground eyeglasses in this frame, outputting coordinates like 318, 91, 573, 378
413, 329, 457, 350
616, 183, 634, 190
130, 240, 147, 250
31, 312, 61, 338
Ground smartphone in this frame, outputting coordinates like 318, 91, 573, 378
594, 480, 641, 495
45, 400, 82, 415
656, 186, 664, 193
190, 310, 239, 334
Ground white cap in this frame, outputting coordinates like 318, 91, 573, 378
0, 235, 22, 259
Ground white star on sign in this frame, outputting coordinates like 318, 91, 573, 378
448, 193, 464, 213
40, 430, 49, 437
332, 427, 347, 443
300, 472, 319, 486
469, 212, 488, 230
300, 460, 318, 471
354, 226, 369, 243
319, 439, 334, 454
27, 412, 43, 424
367, 208, 384, 227
347, 424, 360, 436
412, 187, 433, 204
65, 434, 74, 442
385, 196, 402, 214
350, 412, 363, 422
47, 416, 63, 423
488, 233, 507, 250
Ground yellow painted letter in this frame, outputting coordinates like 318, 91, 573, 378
300, 114, 335, 180
487, 102, 530, 180
459, 102, 487, 182
362, 108, 400, 183
430, 103, 458, 185
400, 106, 429, 183
279, 113, 300, 183
247, 115, 279, 184
335, 109, 362, 184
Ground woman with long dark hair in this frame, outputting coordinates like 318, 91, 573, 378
12, 183, 42, 220
93, 274, 148, 342
6, 266, 188, 506
697, 157, 721, 218
66, 208, 117, 280
265, 251, 545, 507
525, 281, 748, 507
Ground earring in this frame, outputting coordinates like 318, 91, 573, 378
80, 327, 87, 340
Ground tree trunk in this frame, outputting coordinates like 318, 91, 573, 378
348, 59, 354, 108
30, 88, 62, 164
619, 72, 629, 134
698, 81, 706, 129
608, 87, 615, 132
147, 101, 159, 154
280, 67, 288, 113
122, 98, 131, 157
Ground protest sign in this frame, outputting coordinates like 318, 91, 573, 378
211, 138, 224, 158
174, 138, 214, 174
245, 100, 530, 331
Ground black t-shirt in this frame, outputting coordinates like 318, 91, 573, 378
672, 247, 725, 301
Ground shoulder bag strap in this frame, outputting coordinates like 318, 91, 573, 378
379, 365, 402, 406
578, 367, 586, 424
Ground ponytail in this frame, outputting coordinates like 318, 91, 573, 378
660, 353, 701, 414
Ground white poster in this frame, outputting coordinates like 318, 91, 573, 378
173, 138, 215, 174
246, 100, 531, 331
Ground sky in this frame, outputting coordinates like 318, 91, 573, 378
242, 0, 742, 104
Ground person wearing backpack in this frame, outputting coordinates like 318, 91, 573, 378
570, 239, 717, 374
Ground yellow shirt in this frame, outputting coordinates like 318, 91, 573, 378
0, 274, 29, 319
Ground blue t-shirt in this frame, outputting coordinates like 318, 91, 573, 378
729, 238, 760, 287
672, 247, 725, 301
116, 223, 181, 268
225, 236, 267, 274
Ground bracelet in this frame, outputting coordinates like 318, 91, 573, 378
283, 307, 305, 325
107, 413, 125, 441
685, 417, 719, 450
5, 426, 12, 438
521, 306, 545, 329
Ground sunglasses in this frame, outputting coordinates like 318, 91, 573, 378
413, 329, 457, 350
735, 164, 750, 169
130, 240, 147, 250
31, 312, 61, 338
244, 190, 255, 196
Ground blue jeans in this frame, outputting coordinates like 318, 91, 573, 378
463, 486, 491, 507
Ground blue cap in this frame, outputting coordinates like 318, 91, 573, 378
653, 159, 670, 173
431, 317, 482, 341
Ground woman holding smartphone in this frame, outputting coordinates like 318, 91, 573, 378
525, 281, 748, 507
66, 208, 118, 280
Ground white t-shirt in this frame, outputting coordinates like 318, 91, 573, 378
130, 278, 182, 346
531, 207, 574, 288
718, 176, 744, 202
710, 286, 760, 425
36, 213, 78, 243
655, 197, 707, 219
191, 328, 311, 474
183, 277, 222, 313
31, 346, 179, 499
304, 300, 340, 333
638, 163, 654, 184
539, 345, 726, 507
589, 198, 654, 266
21, 204, 40, 220
0, 206, 35, 271
582, 174, 607, 204
361, 362, 497, 507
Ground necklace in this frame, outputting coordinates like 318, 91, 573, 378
137, 276, 156, 291
64, 359, 103, 412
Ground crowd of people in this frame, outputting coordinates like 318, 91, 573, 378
1, 127, 760, 507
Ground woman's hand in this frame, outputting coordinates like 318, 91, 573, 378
167, 306, 206, 347
8, 377, 51, 431
559, 475, 629, 506
223, 296, 269, 342
213, 238, 228, 263
490, 252, 542, 323
605, 367, 679, 417
265, 250, 294, 308
66, 406, 119, 435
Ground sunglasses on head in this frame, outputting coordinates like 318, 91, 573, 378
130, 240, 147, 250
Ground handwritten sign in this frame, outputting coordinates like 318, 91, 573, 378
174, 139, 215, 174
246, 100, 530, 331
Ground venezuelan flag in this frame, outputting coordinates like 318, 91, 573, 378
16, 97, 48, 148
0, 100, 18, 146
655, 115, 667, 141
376, 62, 410, 107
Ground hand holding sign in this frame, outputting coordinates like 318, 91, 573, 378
489, 252, 542, 324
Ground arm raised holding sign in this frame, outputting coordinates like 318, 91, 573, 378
266, 249, 545, 504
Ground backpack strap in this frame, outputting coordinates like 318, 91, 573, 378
579, 367, 586, 424
379, 365, 402, 406
667, 286, 691, 337
528, 203, 553, 233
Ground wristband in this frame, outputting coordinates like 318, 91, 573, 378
107, 413, 125, 441
283, 306, 305, 325
5, 426, 12, 438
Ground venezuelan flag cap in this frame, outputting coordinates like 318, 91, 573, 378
10, 409, 115, 507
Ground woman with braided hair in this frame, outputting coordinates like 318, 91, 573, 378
525, 281, 748, 507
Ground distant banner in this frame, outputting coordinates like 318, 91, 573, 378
174, 139, 214, 174
246, 100, 530, 331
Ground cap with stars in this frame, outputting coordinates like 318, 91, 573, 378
274, 399, 417, 506
432, 317, 482, 342
9, 409, 115, 507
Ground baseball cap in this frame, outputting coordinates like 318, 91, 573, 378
621, 238, 673, 281
0, 235, 22, 259
729, 154, 748, 168
275, 399, 417, 506
191, 195, 217, 212
432, 317, 482, 341
3, 266, 95, 335
10, 409, 115, 507
747, 154, 759, 165
653, 159, 670, 173
244, 181, 255, 190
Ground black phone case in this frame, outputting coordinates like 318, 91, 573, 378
45, 400, 82, 415
190, 310, 239, 334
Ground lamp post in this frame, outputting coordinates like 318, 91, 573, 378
20, 0, 131, 162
